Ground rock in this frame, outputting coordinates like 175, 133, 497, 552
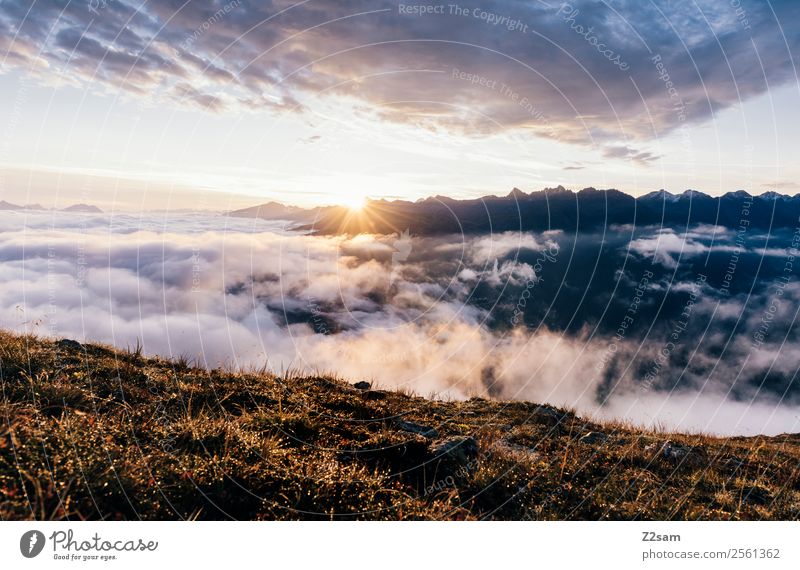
659, 441, 706, 468
579, 431, 609, 445
56, 339, 84, 351
529, 406, 563, 426
432, 436, 479, 467
492, 440, 541, 460
741, 485, 772, 505
341, 438, 431, 479
352, 381, 371, 391
661, 442, 691, 460
396, 420, 439, 439
345, 436, 479, 493
722, 455, 745, 472
362, 390, 387, 401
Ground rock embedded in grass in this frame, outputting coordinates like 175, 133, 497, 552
579, 431, 609, 445
741, 485, 772, 506
395, 420, 439, 439
658, 441, 707, 468
721, 455, 746, 473
56, 338, 84, 352
528, 406, 564, 427
431, 436, 479, 467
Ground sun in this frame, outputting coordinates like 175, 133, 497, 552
341, 195, 367, 211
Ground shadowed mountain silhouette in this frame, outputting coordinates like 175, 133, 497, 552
228, 187, 799, 236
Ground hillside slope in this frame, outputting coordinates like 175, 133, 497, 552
1, 331, 798, 520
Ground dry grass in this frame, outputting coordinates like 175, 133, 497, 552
1, 331, 799, 520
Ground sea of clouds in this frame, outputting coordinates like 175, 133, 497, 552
1, 210, 799, 436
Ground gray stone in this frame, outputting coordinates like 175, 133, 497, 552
742, 485, 772, 505
579, 431, 610, 445
56, 339, 84, 351
432, 436, 479, 467
659, 441, 707, 468
661, 442, 691, 460
493, 440, 541, 460
352, 381, 371, 391
529, 406, 563, 426
396, 420, 439, 439
723, 455, 746, 471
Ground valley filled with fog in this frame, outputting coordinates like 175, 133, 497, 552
3, 209, 799, 436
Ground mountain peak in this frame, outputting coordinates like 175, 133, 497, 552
62, 204, 103, 213
680, 189, 711, 200
724, 190, 752, 199
576, 187, 629, 197
542, 185, 572, 195
640, 189, 679, 202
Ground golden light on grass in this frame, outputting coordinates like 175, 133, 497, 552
2, 329, 798, 520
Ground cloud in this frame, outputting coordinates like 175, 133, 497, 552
299, 134, 322, 144
1, 211, 799, 437
763, 181, 800, 191
602, 145, 660, 165
629, 228, 738, 267
1, 0, 798, 154
469, 231, 553, 263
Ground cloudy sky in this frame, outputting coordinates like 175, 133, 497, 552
1, 0, 799, 208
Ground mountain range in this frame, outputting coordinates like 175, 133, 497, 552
0, 200, 103, 213
228, 187, 800, 235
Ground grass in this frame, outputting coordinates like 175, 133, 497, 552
1, 330, 799, 520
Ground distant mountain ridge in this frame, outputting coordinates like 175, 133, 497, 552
228, 186, 800, 235
61, 203, 103, 213
0, 200, 103, 213
225, 200, 315, 222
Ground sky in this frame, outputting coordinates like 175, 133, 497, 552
1, 0, 799, 209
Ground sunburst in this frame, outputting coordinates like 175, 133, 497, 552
341, 195, 367, 211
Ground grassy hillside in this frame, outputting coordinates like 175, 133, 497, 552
1, 331, 798, 520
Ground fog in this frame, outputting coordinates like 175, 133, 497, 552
2, 210, 799, 436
